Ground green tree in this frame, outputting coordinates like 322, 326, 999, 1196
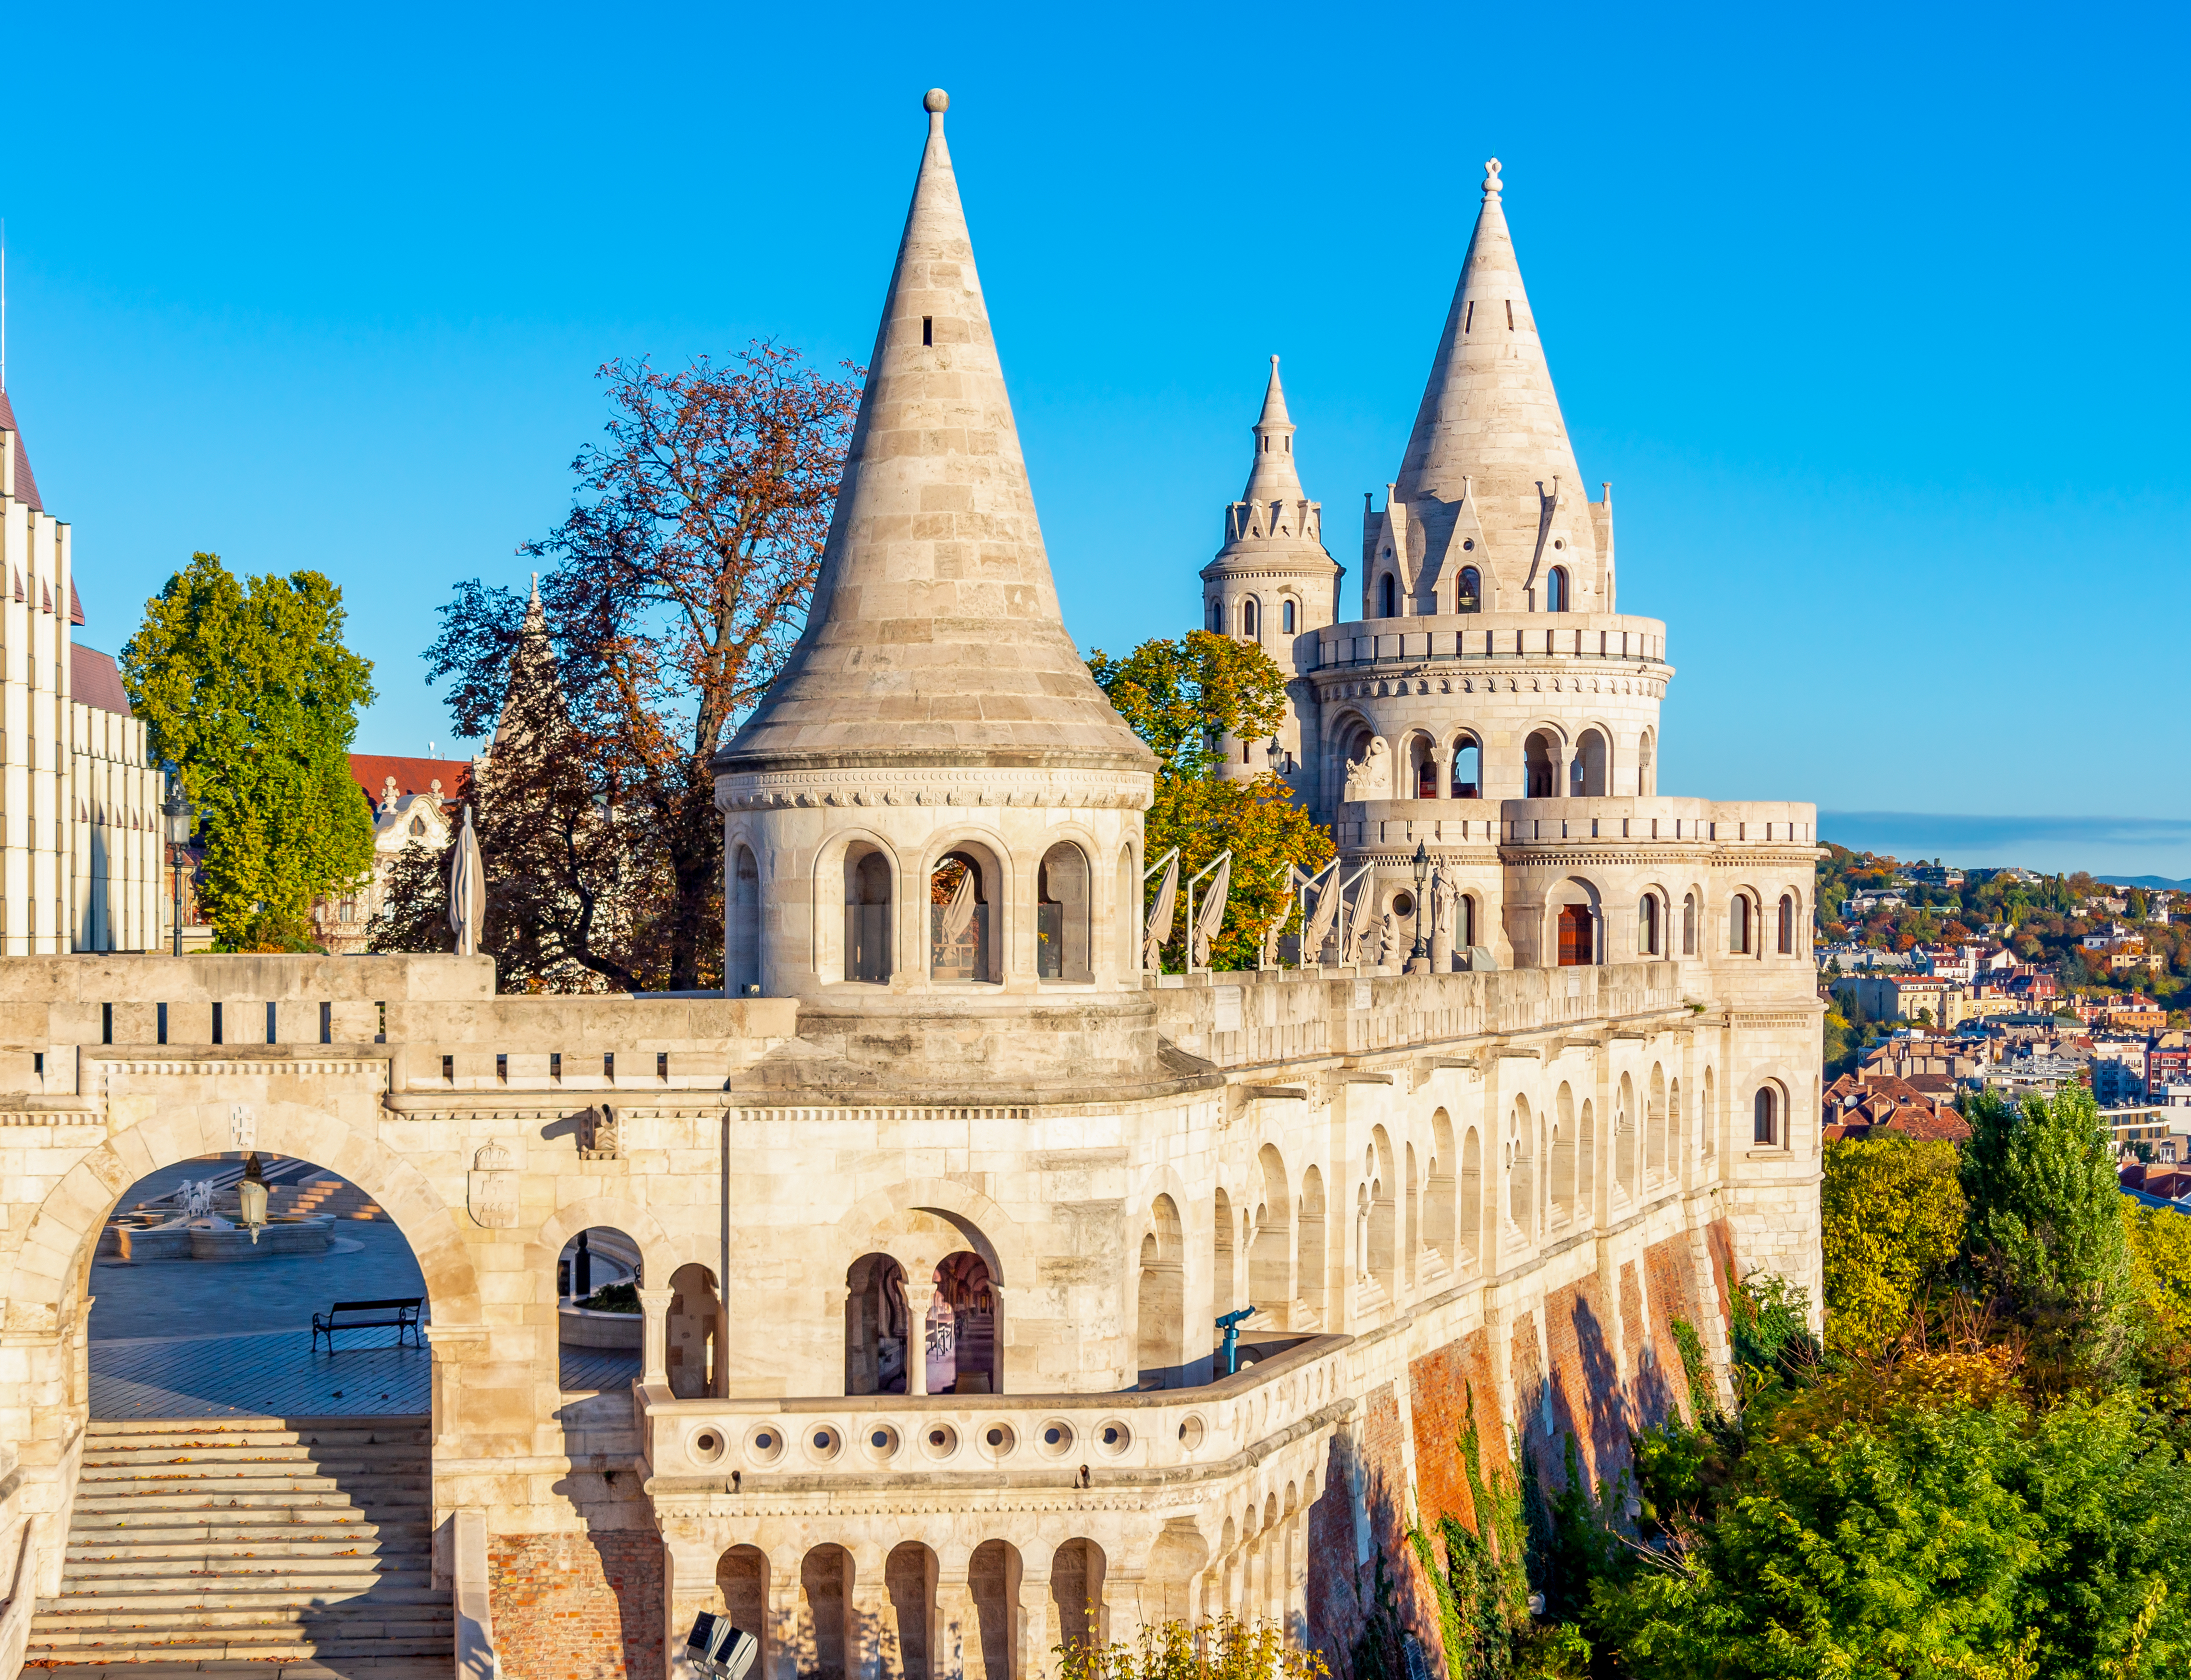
1821, 1136, 1966, 1353
1088, 633, 1330, 971
1959, 1084, 2140, 1384
122, 553, 376, 950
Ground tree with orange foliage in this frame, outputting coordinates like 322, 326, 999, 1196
376, 344, 860, 991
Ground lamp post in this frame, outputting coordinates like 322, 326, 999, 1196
160, 765, 196, 957
1409, 841, 1431, 964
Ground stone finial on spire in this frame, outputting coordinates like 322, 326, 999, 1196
1482, 159, 1502, 201
924, 87, 948, 132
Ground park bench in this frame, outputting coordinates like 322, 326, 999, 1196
312, 1297, 424, 1353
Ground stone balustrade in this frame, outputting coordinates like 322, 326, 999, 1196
1315, 611, 1668, 669
637, 1332, 1353, 1491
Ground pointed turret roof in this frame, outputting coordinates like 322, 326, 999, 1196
0, 388, 47, 512
1238, 356, 1306, 507
716, 91, 1154, 778
1393, 160, 1582, 522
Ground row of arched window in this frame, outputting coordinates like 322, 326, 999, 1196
1370, 565, 1568, 618
1557, 885, 1809, 967
726, 837, 1128, 991
1206, 594, 1300, 641
1344, 723, 1657, 801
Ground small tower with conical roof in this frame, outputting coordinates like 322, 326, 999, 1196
1200, 357, 1337, 793
714, 92, 1161, 1087
1364, 160, 1613, 621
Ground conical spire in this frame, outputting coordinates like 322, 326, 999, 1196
0, 388, 46, 512
1238, 355, 1305, 506
717, 91, 1153, 778
1392, 160, 1581, 532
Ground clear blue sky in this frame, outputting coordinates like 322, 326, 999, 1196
4, 2, 2185, 876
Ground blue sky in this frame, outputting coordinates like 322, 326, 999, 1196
3, 2, 2184, 877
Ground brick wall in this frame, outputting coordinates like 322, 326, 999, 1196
491, 1532, 664, 1680
1305, 1382, 1442, 1678
1405, 1330, 1507, 1536
1704, 1217, 1739, 1327
1643, 1235, 1707, 1420
1542, 1278, 1625, 1491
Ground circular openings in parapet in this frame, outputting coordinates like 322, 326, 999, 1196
864, 1425, 900, 1463
1553, 539, 1565, 550
1177, 1415, 1206, 1451
923, 1423, 960, 1461
746, 1424, 786, 1465
1037, 1420, 1075, 1458
805, 1425, 843, 1464
981, 1423, 1017, 1462
1462, 539, 1475, 551
690, 1429, 726, 1466
1095, 1420, 1132, 1458
1392, 893, 1416, 920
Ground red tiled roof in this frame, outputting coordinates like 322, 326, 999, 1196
70, 581, 84, 626
349, 754, 472, 810
71, 645, 132, 716
0, 389, 45, 512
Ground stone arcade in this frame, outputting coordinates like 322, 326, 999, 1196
0, 92, 1822, 1680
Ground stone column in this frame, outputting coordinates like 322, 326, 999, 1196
984, 1282, 1009, 1395
934, 1569, 977, 1680
1014, 1562, 1053, 1680
850, 1542, 890, 1680
639, 1286, 676, 1388
905, 1283, 937, 1397
766, 1551, 804, 1680
664, 1534, 725, 1680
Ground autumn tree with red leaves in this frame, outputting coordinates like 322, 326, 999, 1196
372, 344, 860, 990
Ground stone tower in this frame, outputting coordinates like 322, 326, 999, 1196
713, 91, 1161, 1098
1200, 358, 1338, 799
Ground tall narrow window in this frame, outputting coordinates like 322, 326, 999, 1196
1639, 894, 1659, 957
1464, 301, 1475, 334
101, 1002, 112, 1045
844, 847, 893, 984
1777, 893, 1796, 955
1457, 566, 1480, 612
157, 1002, 168, 1046
922, 316, 933, 346
1281, 599, 1296, 633
1731, 895, 1751, 954
265, 1001, 278, 1043
1243, 597, 1258, 639
1682, 893, 1697, 956
1379, 574, 1397, 618
1506, 299, 1515, 330
1545, 568, 1569, 612
1753, 1087, 1780, 1147
211, 1002, 223, 1045
1036, 843, 1092, 982
319, 1001, 332, 1044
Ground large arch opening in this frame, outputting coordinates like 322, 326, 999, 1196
1297, 1169, 1328, 1328
798, 1544, 855, 1680
1135, 1196, 1187, 1388
1366, 1132, 1397, 1299
1249, 1145, 1292, 1318
1052, 1538, 1108, 1655
1505, 1098, 1534, 1238
666, 1261, 724, 1399
1550, 1084, 1576, 1227
845, 1252, 911, 1395
1213, 1186, 1239, 1318
1427, 1110, 1457, 1267
1450, 732, 1482, 798
930, 1250, 997, 1396
556, 1224, 645, 1393
1459, 1127, 1482, 1269
969, 1539, 1021, 1680
885, 1543, 937, 1680
1408, 733, 1440, 800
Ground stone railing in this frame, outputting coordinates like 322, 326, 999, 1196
1499, 797, 1818, 847
1315, 612, 1668, 670
637, 1334, 1353, 1490
1145, 962, 1687, 1071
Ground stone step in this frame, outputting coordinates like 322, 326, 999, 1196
67, 1528, 430, 1559
62, 1553, 432, 1584
16, 1657, 453, 1680
86, 1414, 431, 1441
75, 1470, 429, 1497
68, 1502, 408, 1529
80, 1456, 430, 1483
39, 1581, 451, 1613
87, 1436, 431, 1464
23, 1636, 452, 1666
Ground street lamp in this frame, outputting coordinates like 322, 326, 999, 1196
161, 764, 196, 957
1409, 841, 1431, 964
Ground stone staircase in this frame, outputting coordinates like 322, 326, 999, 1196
24, 1415, 450, 1668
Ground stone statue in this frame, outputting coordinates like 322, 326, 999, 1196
181, 1179, 212, 1221
1379, 913, 1405, 967
1343, 737, 1392, 803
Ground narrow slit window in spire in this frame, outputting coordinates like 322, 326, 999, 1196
1506, 300, 1515, 330
922, 316, 933, 346
1464, 302, 1474, 334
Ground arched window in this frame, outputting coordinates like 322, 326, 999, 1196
729, 844, 761, 994
1037, 843, 1092, 982
1682, 892, 1698, 956
1638, 893, 1659, 957
844, 846, 892, 983
1730, 893, 1752, 954
1281, 598, 1296, 634
1778, 892, 1796, 955
409, 815, 426, 836
1457, 567, 1481, 613
1637, 729, 1656, 796
1545, 567, 1569, 612
1754, 1087, 1780, 1147
1557, 903, 1594, 966
1571, 728, 1609, 797
1208, 598, 1223, 631
930, 850, 998, 982
1524, 730, 1560, 799
1450, 734, 1481, 799
1379, 573, 1397, 618
1242, 597, 1259, 640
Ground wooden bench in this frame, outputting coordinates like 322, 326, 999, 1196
312, 1297, 424, 1353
